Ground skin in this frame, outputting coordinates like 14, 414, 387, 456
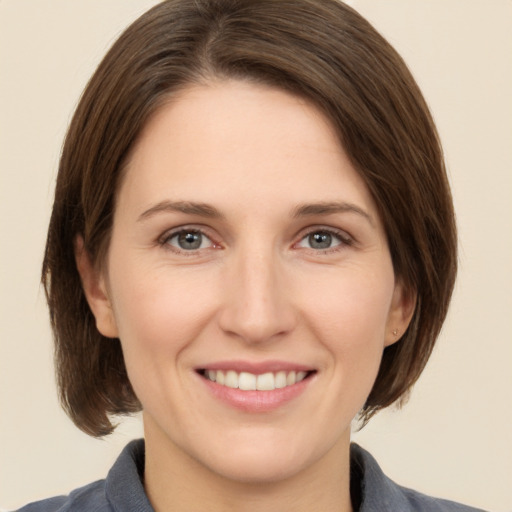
77, 80, 414, 512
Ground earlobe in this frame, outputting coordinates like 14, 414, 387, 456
385, 280, 416, 347
74, 236, 119, 338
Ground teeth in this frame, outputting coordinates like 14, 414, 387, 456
286, 371, 296, 386
275, 371, 287, 389
256, 372, 274, 391
204, 369, 310, 390
239, 372, 257, 390
296, 371, 307, 381
225, 370, 238, 389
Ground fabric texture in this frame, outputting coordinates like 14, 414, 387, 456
18, 440, 487, 511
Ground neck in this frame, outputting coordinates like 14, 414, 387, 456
143, 417, 354, 512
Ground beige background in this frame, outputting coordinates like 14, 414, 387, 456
1, 1, 511, 510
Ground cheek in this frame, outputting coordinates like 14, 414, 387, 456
298, 264, 395, 393
107, 256, 217, 371
300, 265, 395, 343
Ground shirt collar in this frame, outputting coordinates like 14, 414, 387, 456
351, 443, 412, 511
105, 439, 154, 511
105, 439, 409, 512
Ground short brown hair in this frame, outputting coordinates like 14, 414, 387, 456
43, 0, 457, 436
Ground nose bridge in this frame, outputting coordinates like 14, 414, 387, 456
218, 240, 296, 343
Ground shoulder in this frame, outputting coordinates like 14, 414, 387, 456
398, 486, 487, 512
351, 443, 488, 512
16, 480, 110, 512
17, 440, 152, 512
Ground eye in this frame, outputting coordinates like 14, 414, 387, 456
165, 229, 214, 251
296, 229, 350, 251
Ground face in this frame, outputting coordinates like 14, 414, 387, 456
81, 80, 412, 484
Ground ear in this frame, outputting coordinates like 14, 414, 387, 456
75, 236, 119, 338
384, 279, 416, 347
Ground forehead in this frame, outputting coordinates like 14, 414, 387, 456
118, 80, 379, 222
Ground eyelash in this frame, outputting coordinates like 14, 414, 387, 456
295, 227, 354, 254
158, 226, 354, 255
158, 226, 219, 256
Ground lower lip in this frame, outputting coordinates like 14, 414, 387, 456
199, 373, 314, 413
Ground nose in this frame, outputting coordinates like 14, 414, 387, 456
217, 247, 298, 345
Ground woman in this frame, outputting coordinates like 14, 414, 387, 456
18, 0, 488, 510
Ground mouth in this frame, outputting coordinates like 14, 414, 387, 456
197, 369, 316, 391
195, 363, 317, 412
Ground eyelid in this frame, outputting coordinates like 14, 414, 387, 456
156, 224, 355, 255
158, 225, 222, 253
293, 225, 355, 251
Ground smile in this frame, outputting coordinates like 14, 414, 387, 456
200, 369, 311, 391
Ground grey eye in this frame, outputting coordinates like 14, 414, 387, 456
308, 232, 333, 249
168, 230, 212, 250
297, 230, 345, 250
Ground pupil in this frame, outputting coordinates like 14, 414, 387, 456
309, 232, 331, 249
178, 231, 202, 250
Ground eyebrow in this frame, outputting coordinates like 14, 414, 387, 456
137, 199, 373, 225
137, 200, 224, 222
292, 201, 374, 226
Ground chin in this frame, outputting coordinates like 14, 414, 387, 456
194, 427, 340, 485
204, 449, 311, 484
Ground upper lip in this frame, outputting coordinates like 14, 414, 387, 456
196, 360, 316, 375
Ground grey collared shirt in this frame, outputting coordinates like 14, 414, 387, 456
18, 439, 488, 511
